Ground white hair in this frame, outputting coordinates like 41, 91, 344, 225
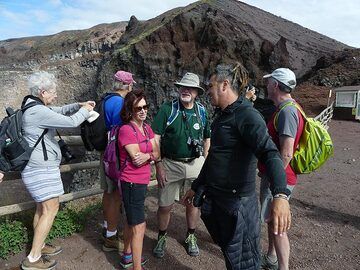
28, 71, 57, 96
112, 80, 130, 91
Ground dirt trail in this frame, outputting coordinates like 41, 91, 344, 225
1, 120, 359, 270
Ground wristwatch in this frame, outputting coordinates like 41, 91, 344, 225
273, 193, 289, 201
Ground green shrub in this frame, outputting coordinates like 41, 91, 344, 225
0, 219, 28, 259
47, 202, 101, 241
0, 200, 101, 259
46, 208, 84, 241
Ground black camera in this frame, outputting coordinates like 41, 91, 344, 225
58, 139, 75, 162
188, 138, 204, 158
193, 185, 206, 207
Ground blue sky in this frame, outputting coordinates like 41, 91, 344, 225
0, 0, 359, 48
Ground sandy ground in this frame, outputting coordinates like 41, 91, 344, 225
1, 119, 359, 270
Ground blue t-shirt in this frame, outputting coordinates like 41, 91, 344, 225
104, 95, 124, 130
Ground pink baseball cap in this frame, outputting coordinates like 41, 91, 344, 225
114, 70, 136, 84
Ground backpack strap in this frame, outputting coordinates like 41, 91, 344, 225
165, 99, 206, 130
38, 129, 49, 161
195, 101, 206, 127
166, 99, 181, 127
118, 123, 139, 172
194, 101, 206, 141
22, 101, 49, 160
273, 101, 306, 132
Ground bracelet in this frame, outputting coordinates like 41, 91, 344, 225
273, 193, 289, 201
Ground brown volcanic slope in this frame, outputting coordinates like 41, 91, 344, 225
0, 0, 356, 117
0, 22, 127, 117
293, 48, 360, 115
0, 22, 127, 68
101, 0, 351, 112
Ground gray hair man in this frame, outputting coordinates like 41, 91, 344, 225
182, 63, 291, 270
151, 72, 211, 258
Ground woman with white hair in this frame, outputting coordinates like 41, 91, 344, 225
20, 71, 95, 270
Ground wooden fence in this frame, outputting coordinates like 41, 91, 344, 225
0, 103, 335, 216
0, 137, 158, 217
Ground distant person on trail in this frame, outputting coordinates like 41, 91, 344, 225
20, 71, 95, 270
151, 72, 211, 258
100, 70, 135, 253
182, 63, 291, 270
259, 68, 304, 270
118, 90, 159, 270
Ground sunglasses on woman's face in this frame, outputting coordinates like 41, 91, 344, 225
134, 104, 149, 112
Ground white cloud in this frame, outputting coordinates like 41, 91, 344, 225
0, 0, 359, 47
29, 9, 51, 23
48, 0, 62, 6
45, 0, 194, 34
0, 8, 30, 26
243, 0, 360, 47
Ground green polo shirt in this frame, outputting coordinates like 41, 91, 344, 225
152, 100, 211, 159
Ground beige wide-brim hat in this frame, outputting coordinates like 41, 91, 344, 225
174, 72, 205, 95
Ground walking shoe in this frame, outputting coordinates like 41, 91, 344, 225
152, 234, 167, 258
41, 244, 62, 256
101, 227, 106, 241
21, 256, 57, 270
119, 254, 148, 269
102, 233, 124, 252
185, 233, 199, 256
261, 254, 279, 270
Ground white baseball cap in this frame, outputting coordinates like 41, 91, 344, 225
263, 68, 296, 90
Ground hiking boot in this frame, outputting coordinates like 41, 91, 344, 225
261, 254, 279, 270
185, 233, 199, 256
21, 256, 57, 270
102, 233, 124, 252
41, 244, 62, 256
119, 254, 148, 269
152, 234, 167, 258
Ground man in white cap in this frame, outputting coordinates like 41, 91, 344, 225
259, 68, 305, 270
151, 72, 211, 258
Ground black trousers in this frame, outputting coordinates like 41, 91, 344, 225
201, 193, 260, 270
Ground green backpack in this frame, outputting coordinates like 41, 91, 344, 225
274, 102, 334, 174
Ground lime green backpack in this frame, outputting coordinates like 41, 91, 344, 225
274, 102, 334, 174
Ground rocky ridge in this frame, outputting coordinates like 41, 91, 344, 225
0, 0, 356, 118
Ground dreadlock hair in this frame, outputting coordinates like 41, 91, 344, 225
211, 62, 249, 96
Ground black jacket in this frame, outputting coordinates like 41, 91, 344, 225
192, 97, 289, 197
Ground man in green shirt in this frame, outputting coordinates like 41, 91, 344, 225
151, 72, 211, 258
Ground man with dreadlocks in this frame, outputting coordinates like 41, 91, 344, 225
182, 63, 291, 270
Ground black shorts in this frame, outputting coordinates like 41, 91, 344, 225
201, 193, 260, 270
121, 182, 147, 226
